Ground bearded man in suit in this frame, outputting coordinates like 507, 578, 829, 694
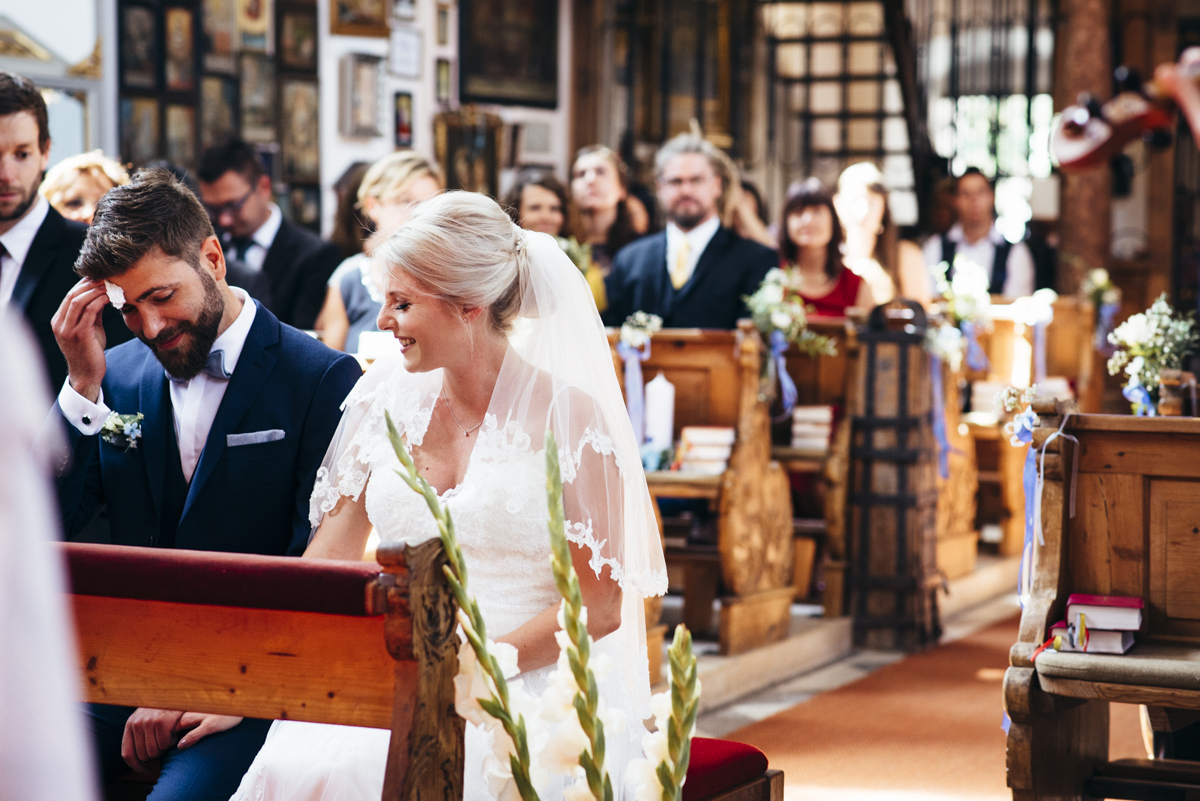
196, 139, 341, 330
50, 168, 361, 800
601, 133, 776, 329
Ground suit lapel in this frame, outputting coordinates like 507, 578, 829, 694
11, 206, 64, 311
646, 234, 673, 316
182, 305, 279, 518
673, 227, 730, 305
260, 220, 292, 292
138, 348, 172, 521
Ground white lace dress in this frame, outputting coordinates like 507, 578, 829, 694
230, 370, 644, 801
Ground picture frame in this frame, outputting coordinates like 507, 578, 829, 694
203, 0, 238, 73
165, 104, 197, 165
201, 74, 239, 149
120, 97, 160, 165
330, 0, 389, 38
458, 0, 558, 108
286, 184, 322, 231
239, 0, 272, 52
435, 58, 452, 104
279, 6, 318, 71
239, 52, 277, 142
165, 7, 197, 92
339, 53, 383, 137
436, 4, 449, 46
394, 91, 413, 147
281, 79, 321, 181
121, 4, 159, 91
389, 27, 420, 77
433, 108, 501, 195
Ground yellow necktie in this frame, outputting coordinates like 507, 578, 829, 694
671, 238, 691, 290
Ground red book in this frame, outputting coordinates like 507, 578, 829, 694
1066, 594, 1144, 631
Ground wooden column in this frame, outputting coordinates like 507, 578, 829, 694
1054, 0, 1113, 295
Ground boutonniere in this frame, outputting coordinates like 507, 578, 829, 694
100, 412, 144, 452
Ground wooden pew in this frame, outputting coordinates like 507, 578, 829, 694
1004, 404, 1200, 800
608, 322, 795, 655
64, 542, 783, 801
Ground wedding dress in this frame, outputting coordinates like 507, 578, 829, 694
230, 220, 667, 801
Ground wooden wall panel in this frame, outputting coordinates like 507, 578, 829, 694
1068, 473, 1145, 598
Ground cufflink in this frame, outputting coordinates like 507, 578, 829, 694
82, 414, 92, 425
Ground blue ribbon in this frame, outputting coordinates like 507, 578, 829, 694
962, 320, 989, 372
770, 329, 798, 422
930, 355, 951, 480
1123, 379, 1155, 417
617, 340, 651, 442
1009, 408, 1038, 606
1033, 321, 1047, 385
1096, 302, 1120, 356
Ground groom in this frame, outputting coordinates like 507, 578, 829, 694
50, 168, 362, 800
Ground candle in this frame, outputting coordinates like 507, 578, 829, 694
643, 372, 676, 451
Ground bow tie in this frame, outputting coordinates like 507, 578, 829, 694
166, 349, 232, 383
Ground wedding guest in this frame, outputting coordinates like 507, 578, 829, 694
921, 167, 1035, 298
834, 162, 930, 305
316, 151, 442, 353
602, 133, 775, 328
626, 182, 658, 235
49, 168, 361, 800
197, 138, 342, 329
570, 145, 641, 272
329, 161, 373, 260
781, 178, 873, 316
39, 149, 130, 225
0, 71, 130, 391
503, 169, 568, 236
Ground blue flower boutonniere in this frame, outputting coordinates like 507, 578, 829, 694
100, 412, 144, 452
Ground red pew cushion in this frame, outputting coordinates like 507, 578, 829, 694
683, 737, 770, 801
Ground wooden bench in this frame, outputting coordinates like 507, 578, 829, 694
1004, 405, 1200, 800
608, 322, 795, 655
63, 542, 783, 801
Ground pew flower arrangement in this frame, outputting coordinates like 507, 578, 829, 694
1107, 293, 1198, 415
932, 255, 991, 372
620, 311, 663, 349
1081, 268, 1121, 356
385, 412, 700, 801
744, 268, 837, 357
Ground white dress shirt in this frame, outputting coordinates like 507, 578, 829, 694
922, 222, 1035, 299
0, 195, 50, 312
226, 203, 282, 272
58, 288, 258, 483
665, 214, 721, 288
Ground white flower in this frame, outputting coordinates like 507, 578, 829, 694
649, 691, 672, 729
540, 714, 591, 775
628, 758, 663, 801
563, 781, 595, 801
1113, 313, 1149, 347
761, 283, 785, 306
642, 729, 670, 765
598, 702, 626, 736
452, 638, 521, 727
769, 310, 792, 331
1126, 355, 1145, 379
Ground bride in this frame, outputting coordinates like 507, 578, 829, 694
230, 192, 668, 801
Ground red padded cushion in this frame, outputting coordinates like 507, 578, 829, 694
683, 737, 770, 801
61, 542, 385, 616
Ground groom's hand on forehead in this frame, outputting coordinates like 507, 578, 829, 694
52, 278, 110, 403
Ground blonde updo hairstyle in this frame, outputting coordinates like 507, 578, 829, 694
375, 191, 529, 336
40, 150, 130, 205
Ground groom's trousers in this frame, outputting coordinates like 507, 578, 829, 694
87, 704, 272, 800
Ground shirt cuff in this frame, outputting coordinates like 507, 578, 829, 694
57, 380, 111, 436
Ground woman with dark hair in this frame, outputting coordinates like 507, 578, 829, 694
570, 146, 641, 310
503, 170, 569, 236
780, 178, 874, 316
329, 161, 373, 260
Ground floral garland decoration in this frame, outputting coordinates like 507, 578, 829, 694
386, 412, 543, 801
628, 625, 700, 801
932, 255, 991, 372
1107, 294, 1198, 416
1080, 267, 1121, 356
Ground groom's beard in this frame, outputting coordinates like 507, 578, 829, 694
145, 274, 225, 380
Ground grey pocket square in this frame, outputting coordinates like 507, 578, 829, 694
227, 429, 285, 447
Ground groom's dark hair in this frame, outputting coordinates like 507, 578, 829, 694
75, 167, 216, 281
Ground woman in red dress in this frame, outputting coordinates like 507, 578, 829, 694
778, 178, 874, 316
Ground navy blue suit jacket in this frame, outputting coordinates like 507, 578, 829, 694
601, 227, 777, 329
54, 302, 361, 556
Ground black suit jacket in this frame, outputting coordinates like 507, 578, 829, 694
601, 226, 777, 329
225, 218, 341, 330
14, 205, 132, 391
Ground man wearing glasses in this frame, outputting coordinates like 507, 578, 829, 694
196, 140, 340, 330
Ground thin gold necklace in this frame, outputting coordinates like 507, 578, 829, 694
442, 394, 484, 437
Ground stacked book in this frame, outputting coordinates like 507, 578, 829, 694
1049, 594, 1143, 654
791, 405, 834, 451
673, 426, 736, 475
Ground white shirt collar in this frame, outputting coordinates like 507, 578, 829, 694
210, 287, 258, 375
946, 222, 1003, 246
251, 204, 283, 251
0, 195, 50, 268
666, 213, 721, 254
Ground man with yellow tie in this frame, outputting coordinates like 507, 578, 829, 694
601, 134, 776, 329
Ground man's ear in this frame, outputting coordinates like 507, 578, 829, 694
256, 174, 272, 196
201, 235, 227, 282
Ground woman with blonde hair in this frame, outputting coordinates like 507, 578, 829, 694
39, 150, 129, 225
315, 151, 442, 352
